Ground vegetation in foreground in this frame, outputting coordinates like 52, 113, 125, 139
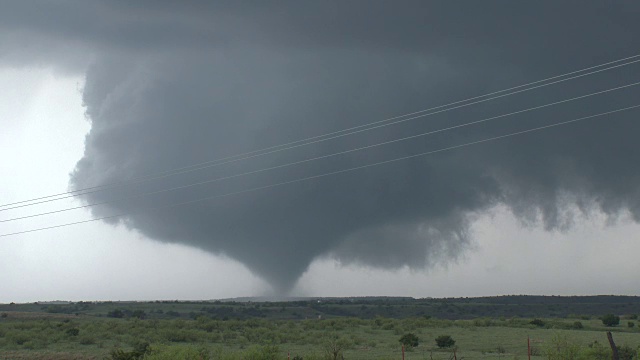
0, 296, 638, 359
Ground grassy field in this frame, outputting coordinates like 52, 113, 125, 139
0, 313, 638, 359
0, 298, 638, 359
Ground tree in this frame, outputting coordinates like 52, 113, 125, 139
324, 335, 351, 360
399, 333, 419, 348
435, 335, 456, 348
132, 310, 146, 319
602, 314, 620, 327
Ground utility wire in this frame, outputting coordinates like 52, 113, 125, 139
2, 54, 639, 210
3, 80, 638, 223
2, 104, 638, 238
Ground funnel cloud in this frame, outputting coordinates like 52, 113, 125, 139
2, 1, 639, 293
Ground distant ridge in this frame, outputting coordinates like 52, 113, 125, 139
1, 295, 639, 320
216, 296, 415, 303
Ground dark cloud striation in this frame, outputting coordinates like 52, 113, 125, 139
2, 1, 640, 292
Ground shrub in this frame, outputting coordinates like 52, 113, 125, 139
132, 310, 146, 319
572, 321, 583, 329
618, 344, 637, 360
66, 328, 80, 336
108, 309, 125, 318
584, 341, 609, 360
544, 334, 580, 360
162, 329, 198, 343
602, 314, 620, 327
399, 333, 419, 348
13, 333, 31, 345
627, 321, 635, 328
110, 341, 150, 360
474, 318, 494, 327
110, 349, 138, 360
529, 318, 545, 327
242, 344, 280, 360
435, 335, 455, 348
324, 335, 351, 360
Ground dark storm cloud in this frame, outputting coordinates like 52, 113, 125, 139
3, 1, 640, 291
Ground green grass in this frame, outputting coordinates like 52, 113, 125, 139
0, 314, 638, 359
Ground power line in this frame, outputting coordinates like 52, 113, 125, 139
2, 104, 638, 238
2, 54, 639, 210
3, 80, 638, 223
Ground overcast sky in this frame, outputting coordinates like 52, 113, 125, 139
1, 1, 639, 303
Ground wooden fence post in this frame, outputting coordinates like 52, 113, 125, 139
607, 331, 620, 360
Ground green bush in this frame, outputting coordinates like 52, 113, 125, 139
324, 335, 351, 360
13, 333, 31, 346
110, 341, 150, 360
602, 314, 620, 327
572, 321, 583, 329
529, 318, 545, 327
617, 344, 637, 360
108, 309, 125, 318
132, 310, 146, 319
477, 318, 495, 327
584, 341, 609, 360
241, 344, 280, 360
435, 335, 455, 348
399, 333, 419, 348
544, 334, 580, 360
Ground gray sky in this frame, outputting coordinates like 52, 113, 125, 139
1, 1, 639, 302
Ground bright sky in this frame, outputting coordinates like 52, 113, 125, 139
1, 68, 638, 303
0, 68, 267, 302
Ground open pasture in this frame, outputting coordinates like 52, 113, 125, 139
1, 297, 639, 359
